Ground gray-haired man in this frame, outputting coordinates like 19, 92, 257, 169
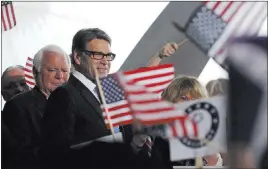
2, 44, 71, 168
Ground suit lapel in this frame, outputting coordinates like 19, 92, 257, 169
69, 75, 104, 120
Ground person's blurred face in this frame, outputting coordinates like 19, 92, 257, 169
1, 68, 30, 101
176, 93, 198, 103
38, 51, 70, 96
75, 39, 113, 78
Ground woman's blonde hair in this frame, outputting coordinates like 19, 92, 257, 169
161, 75, 208, 103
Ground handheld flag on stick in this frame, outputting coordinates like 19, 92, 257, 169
99, 64, 175, 128
93, 66, 115, 137
172, 1, 267, 67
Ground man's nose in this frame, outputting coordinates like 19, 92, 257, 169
55, 70, 63, 79
100, 56, 108, 65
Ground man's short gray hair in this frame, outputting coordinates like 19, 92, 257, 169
33, 44, 71, 72
1, 65, 24, 82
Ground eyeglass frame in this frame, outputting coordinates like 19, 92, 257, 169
81, 50, 116, 61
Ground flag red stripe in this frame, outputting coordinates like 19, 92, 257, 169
179, 118, 188, 136
102, 103, 129, 112
4, 5, 12, 29
10, 3, 16, 25
124, 64, 173, 75
134, 107, 174, 114
193, 122, 198, 137
131, 72, 174, 84
220, 1, 233, 17
138, 117, 185, 125
26, 80, 35, 86
212, 1, 221, 11
227, 1, 243, 22
104, 112, 131, 119
26, 62, 33, 67
1, 8, 7, 31
130, 99, 162, 105
126, 90, 148, 95
171, 123, 179, 137
27, 57, 33, 61
25, 74, 34, 79
144, 79, 172, 88
24, 68, 32, 73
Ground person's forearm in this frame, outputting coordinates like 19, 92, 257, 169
146, 53, 162, 67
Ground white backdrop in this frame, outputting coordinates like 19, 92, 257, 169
1, 2, 267, 107
1, 2, 169, 73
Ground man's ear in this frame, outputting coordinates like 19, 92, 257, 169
73, 51, 81, 65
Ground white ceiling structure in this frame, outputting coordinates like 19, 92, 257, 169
1, 2, 267, 95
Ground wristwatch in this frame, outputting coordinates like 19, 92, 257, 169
158, 52, 165, 59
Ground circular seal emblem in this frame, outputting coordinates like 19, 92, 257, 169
178, 102, 220, 148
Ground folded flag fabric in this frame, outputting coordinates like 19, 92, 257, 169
2, 1, 16, 32
24, 57, 36, 88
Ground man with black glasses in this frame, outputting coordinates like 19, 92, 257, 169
41, 28, 162, 168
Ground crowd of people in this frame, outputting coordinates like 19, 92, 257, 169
2, 28, 229, 169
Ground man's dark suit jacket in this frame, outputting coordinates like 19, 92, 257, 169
2, 87, 47, 167
41, 75, 111, 149
40, 74, 112, 167
40, 74, 166, 169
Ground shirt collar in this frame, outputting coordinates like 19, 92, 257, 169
72, 70, 96, 93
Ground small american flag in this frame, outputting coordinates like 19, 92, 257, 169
1, 1, 16, 32
24, 57, 36, 88
181, 1, 243, 53
118, 73, 198, 137
173, 1, 267, 66
100, 64, 175, 128
166, 116, 198, 138
123, 64, 175, 94
100, 74, 132, 127
118, 75, 184, 125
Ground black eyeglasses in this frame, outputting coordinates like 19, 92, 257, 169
82, 50, 116, 61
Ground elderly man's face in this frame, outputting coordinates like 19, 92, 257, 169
40, 52, 70, 94
85, 39, 112, 78
1, 68, 30, 101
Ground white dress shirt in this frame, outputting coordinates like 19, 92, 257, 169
72, 70, 100, 102
72, 70, 120, 133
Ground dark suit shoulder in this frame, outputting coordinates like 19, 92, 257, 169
2, 90, 34, 119
7, 89, 35, 106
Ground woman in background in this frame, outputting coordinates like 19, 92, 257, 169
154, 76, 222, 167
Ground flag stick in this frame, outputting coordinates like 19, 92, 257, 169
177, 38, 188, 47
93, 66, 115, 138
